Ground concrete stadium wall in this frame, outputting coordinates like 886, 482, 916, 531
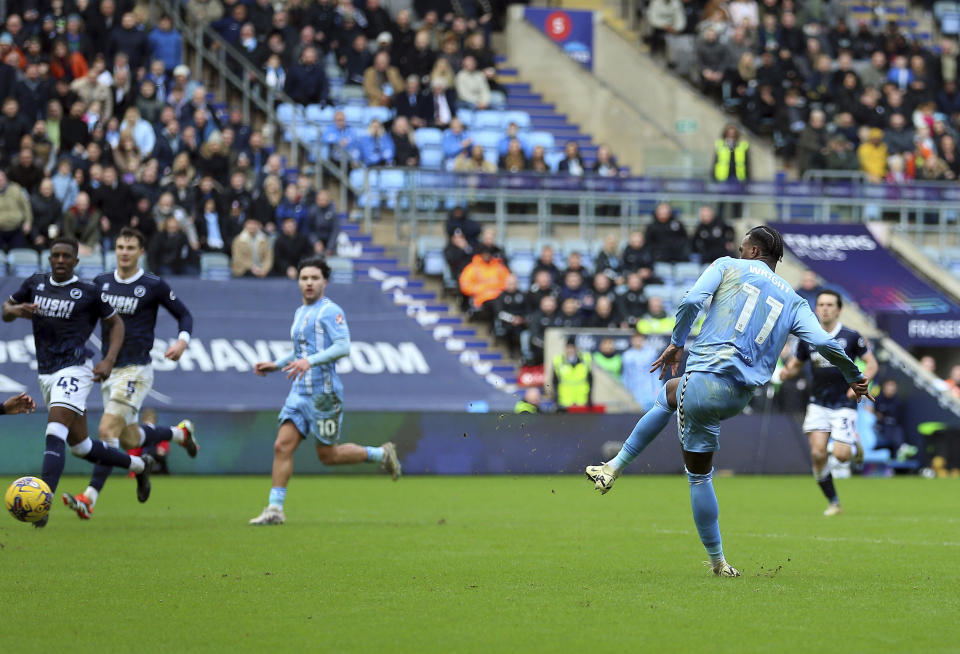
591, 21, 778, 178
506, 7, 684, 174
505, 6, 777, 177
0, 409, 812, 476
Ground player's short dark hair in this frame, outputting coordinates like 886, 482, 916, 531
117, 226, 146, 249
297, 255, 331, 279
50, 236, 79, 255
746, 225, 784, 262
817, 289, 843, 309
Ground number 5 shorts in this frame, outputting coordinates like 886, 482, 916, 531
38, 360, 96, 414
101, 364, 155, 425
279, 390, 344, 445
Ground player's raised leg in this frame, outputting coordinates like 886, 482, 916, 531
585, 378, 680, 494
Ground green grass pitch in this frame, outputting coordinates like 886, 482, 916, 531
0, 474, 956, 652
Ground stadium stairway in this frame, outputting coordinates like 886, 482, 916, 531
337, 220, 519, 396
495, 57, 612, 170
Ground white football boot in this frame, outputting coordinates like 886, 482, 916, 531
707, 560, 741, 577
585, 462, 620, 495
249, 505, 286, 525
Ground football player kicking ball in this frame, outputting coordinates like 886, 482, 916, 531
778, 290, 877, 516
584, 226, 871, 576
2, 237, 154, 527
248, 256, 401, 526
62, 227, 199, 520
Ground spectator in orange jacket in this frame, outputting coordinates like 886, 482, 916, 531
458, 244, 509, 323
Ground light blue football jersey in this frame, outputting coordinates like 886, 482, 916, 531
289, 296, 350, 399
672, 257, 862, 387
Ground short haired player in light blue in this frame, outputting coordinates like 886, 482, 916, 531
248, 256, 402, 526
586, 226, 872, 576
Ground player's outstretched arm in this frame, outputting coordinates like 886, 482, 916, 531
791, 301, 866, 398
254, 362, 279, 376
1, 393, 36, 415
93, 313, 124, 381
159, 281, 194, 361
2, 298, 37, 322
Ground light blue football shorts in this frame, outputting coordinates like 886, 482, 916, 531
676, 371, 756, 453
279, 390, 344, 445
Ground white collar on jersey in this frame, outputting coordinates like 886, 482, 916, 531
826, 322, 843, 338
48, 274, 79, 286
114, 268, 145, 284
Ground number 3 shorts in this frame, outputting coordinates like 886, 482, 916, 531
38, 360, 96, 414
279, 390, 344, 445
101, 364, 155, 424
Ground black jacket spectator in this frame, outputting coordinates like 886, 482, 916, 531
15, 75, 50, 123
444, 234, 473, 280
306, 196, 339, 250
285, 52, 328, 106
393, 88, 432, 125
622, 242, 653, 273
692, 213, 734, 263
273, 223, 313, 276
92, 179, 135, 233
148, 225, 195, 275
645, 210, 689, 263
108, 24, 150, 71
616, 283, 647, 327
30, 190, 62, 249
7, 155, 44, 194
445, 207, 481, 246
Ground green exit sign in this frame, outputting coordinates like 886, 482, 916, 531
675, 118, 698, 134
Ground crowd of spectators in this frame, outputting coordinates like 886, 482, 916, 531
0, 2, 347, 279
655, 0, 960, 183
440, 201, 736, 366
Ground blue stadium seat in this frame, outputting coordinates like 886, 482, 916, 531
0, 250, 6, 274
364, 106, 393, 124
326, 256, 355, 284
544, 150, 564, 172
674, 261, 704, 280
653, 262, 674, 280
276, 103, 299, 125
457, 108, 475, 127
77, 252, 104, 278
643, 284, 670, 301
505, 237, 535, 257
8, 248, 40, 277
509, 252, 536, 278
489, 90, 507, 109
502, 111, 531, 130
527, 132, 556, 150
423, 250, 445, 276
200, 253, 231, 281
472, 111, 504, 130
306, 104, 335, 125
339, 86, 367, 104
343, 105, 366, 126
471, 130, 502, 151
420, 147, 444, 169
415, 128, 444, 147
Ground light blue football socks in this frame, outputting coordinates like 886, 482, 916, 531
268, 487, 287, 509
687, 467, 724, 562
365, 446, 385, 463
609, 383, 676, 472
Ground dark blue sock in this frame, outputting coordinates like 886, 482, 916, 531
89, 464, 112, 492
140, 424, 173, 447
83, 440, 132, 469
41, 435, 66, 494
817, 473, 838, 503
